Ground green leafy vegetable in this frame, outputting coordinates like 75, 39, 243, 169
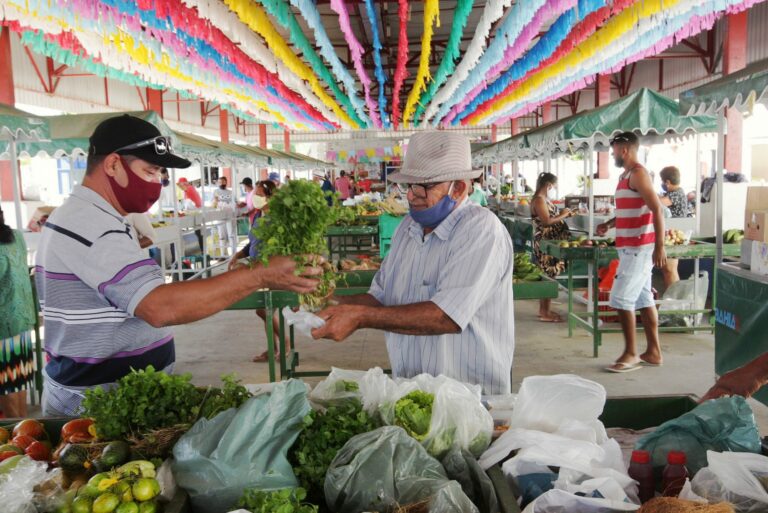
393, 390, 434, 441
252, 180, 339, 310
82, 366, 252, 440
335, 380, 359, 393
289, 402, 380, 499
237, 487, 318, 513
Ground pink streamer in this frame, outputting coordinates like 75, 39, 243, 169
489, 6, 739, 126
445, 0, 575, 125
330, 0, 382, 128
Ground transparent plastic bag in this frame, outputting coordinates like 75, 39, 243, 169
659, 271, 709, 327
282, 307, 325, 337
509, 375, 607, 435
309, 367, 397, 414
0, 457, 63, 513
379, 374, 494, 458
324, 426, 479, 513
690, 451, 768, 512
521, 488, 639, 513
636, 396, 761, 475
172, 379, 310, 513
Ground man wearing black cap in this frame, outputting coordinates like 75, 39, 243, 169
237, 176, 259, 225
34, 115, 322, 416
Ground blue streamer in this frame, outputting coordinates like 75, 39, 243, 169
453, 0, 604, 124
485, 0, 734, 124
364, 0, 390, 128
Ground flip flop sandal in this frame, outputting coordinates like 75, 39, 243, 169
604, 362, 642, 373
640, 360, 663, 367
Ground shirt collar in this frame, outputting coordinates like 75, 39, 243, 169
407, 198, 468, 242
71, 185, 125, 222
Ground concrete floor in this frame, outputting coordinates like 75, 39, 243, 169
173, 293, 768, 431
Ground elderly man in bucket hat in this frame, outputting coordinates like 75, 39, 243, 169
312, 131, 515, 394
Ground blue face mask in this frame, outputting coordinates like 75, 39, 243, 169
161, 178, 170, 187
410, 189, 457, 229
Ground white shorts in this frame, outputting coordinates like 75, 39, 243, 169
608, 247, 655, 311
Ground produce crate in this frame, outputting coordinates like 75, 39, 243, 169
378, 213, 404, 240
512, 277, 559, 300
338, 269, 376, 288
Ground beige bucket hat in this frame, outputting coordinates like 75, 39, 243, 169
388, 131, 482, 184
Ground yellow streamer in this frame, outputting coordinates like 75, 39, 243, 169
223, 0, 358, 129
402, 0, 440, 127
470, 0, 679, 124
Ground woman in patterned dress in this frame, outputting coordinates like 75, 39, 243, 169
0, 208, 36, 417
531, 173, 573, 322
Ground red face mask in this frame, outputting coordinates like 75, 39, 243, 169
107, 157, 163, 213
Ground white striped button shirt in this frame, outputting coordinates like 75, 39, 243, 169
369, 200, 515, 395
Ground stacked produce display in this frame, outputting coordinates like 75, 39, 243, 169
513, 253, 543, 282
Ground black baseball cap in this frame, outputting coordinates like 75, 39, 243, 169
609, 132, 639, 146
89, 114, 191, 169
240, 177, 253, 187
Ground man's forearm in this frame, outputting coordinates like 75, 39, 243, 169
136, 267, 267, 327
652, 207, 665, 245
358, 301, 460, 336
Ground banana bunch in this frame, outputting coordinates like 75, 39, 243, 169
724, 229, 744, 244
513, 253, 543, 281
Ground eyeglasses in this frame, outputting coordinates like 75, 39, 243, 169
609, 134, 635, 145
113, 136, 173, 156
396, 183, 443, 197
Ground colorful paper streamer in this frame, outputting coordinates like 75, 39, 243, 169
364, 0, 390, 128
402, 0, 440, 127
391, 0, 410, 129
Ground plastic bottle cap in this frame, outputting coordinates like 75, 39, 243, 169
667, 451, 687, 465
631, 450, 651, 464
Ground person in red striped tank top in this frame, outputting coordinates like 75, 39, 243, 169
596, 132, 667, 373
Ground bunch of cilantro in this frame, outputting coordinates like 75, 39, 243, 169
237, 487, 318, 513
82, 366, 252, 440
289, 402, 380, 500
251, 180, 339, 310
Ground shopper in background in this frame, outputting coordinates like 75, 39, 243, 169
335, 170, 353, 201
314, 171, 335, 206
268, 171, 281, 187
212, 175, 237, 257
238, 177, 259, 225
311, 131, 515, 395
597, 132, 666, 373
177, 177, 202, 209
155, 168, 176, 213
468, 176, 488, 207
356, 172, 373, 194
228, 180, 281, 362
35, 115, 322, 416
531, 172, 573, 322
0, 208, 36, 418
658, 166, 690, 289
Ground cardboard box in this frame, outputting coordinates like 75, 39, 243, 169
745, 209, 768, 242
751, 241, 768, 276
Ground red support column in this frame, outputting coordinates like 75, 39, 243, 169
595, 74, 611, 178
283, 130, 291, 152
146, 88, 164, 117
0, 27, 16, 202
490, 124, 498, 143
724, 11, 748, 173
219, 109, 232, 183
542, 102, 553, 124
259, 124, 268, 180
510, 118, 519, 137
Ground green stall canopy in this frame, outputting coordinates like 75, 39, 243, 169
0, 104, 49, 143
679, 57, 768, 115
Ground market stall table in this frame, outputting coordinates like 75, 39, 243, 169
325, 224, 379, 260
541, 239, 741, 357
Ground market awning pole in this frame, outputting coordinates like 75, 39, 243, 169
695, 133, 702, 235
588, 146, 594, 240
716, 111, 726, 265
201, 165, 209, 274
9, 139, 23, 230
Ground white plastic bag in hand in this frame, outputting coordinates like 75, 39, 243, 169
510, 375, 607, 434
691, 450, 768, 512
282, 306, 325, 337
521, 489, 639, 513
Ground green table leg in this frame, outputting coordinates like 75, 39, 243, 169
592, 259, 600, 357
264, 300, 277, 383
278, 312, 288, 379
568, 264, 574, 338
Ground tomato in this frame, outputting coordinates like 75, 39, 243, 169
25, 440, 51, 461
11, 434, 36, 450
61, 419, 94, 443
12, 419, 45, 440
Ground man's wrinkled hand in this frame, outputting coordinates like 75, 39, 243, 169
700, 365, 765, 402
311, 305, 363, 342
259, 254, 325, 294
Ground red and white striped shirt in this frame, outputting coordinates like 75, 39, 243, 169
615, 166, 655, 248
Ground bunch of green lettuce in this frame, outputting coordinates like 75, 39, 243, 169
393, 390, 434, 441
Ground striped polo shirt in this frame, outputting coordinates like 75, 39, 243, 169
35, 185, 174, 415
369, 200, 515, 395
615, 166, 655, 248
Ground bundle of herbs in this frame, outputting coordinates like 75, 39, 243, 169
252, 180, 339, 310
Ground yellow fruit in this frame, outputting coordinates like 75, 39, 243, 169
132, 478, 159, 502
92, 493, 120, 513
0, 427, 9, 444
115, 502, 139, 513
71, 496, 92, 513
138, 502, 157, 513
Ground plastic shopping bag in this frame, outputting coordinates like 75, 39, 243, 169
282, 306, 325, 337
691, 450, 768, 512
441, 448, 500, 513
379, 373, 494, 457
521, 489, 639, 513
510, 375, 607, 436
172, 379, 310, 513
636, 397, 761, 475
659, 271, 709, 327
0, 457, 65, 513
324, 426, 479, 513
309, 366, 397, 413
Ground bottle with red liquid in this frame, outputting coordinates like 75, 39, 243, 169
628, 450, 655, 503
662, 451, 690, 497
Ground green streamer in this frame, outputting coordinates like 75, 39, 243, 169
258, 0, 367, 128
413, 0, 474, 126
